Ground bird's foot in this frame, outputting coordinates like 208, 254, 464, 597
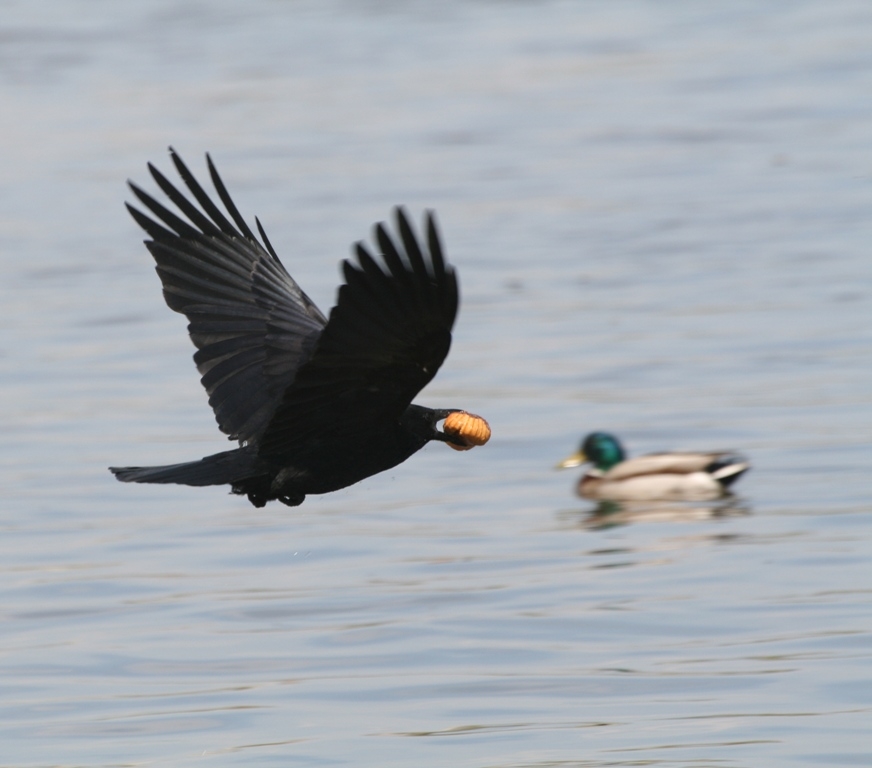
246, 492, 268, 508
277, 493, 305, 507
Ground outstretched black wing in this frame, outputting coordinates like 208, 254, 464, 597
127, 149, 327, 444
257, 208, 458, 458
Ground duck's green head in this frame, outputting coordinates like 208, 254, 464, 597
557, 432, 626, 471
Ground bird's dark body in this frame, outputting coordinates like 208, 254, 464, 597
117, 407, 437, 507
111, 150, 470, 507
243, 405, 440, 506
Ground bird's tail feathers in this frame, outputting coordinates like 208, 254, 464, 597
708, 456, 750, 488
110, 449, 258, 487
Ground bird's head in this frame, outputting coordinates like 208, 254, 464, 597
403, 406, 491, 451
557, 431, 625, 472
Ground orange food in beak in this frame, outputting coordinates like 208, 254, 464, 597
443, 411, 491, 451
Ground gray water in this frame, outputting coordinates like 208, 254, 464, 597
1, 1, 870, 766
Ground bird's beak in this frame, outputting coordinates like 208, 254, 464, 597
445, 435, 475, 451
555, 450, 586, 470
432, 423, 474, 450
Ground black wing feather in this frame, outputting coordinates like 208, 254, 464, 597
127, 149, 327, 444
257, 208, 458, 458
206, 152, 259, 242
256, 216, 280, 260
169, 151, 242, 237
147, 162, 224, 237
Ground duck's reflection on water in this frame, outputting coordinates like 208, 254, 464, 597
562, 497, 751, 530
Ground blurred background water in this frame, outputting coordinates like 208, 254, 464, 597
0, 1, 870, 766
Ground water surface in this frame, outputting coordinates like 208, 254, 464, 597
0, 1, 870, 766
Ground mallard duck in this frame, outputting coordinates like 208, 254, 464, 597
557, 432, 749, 501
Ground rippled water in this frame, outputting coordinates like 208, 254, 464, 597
1, 1, 870, 766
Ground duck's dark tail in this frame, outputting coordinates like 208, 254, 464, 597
708, 455, 750, 489
110, 448, 259, 487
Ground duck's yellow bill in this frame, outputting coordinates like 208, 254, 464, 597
556, 450, 586, 469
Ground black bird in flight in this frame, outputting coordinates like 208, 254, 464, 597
110, 150, 489, 507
